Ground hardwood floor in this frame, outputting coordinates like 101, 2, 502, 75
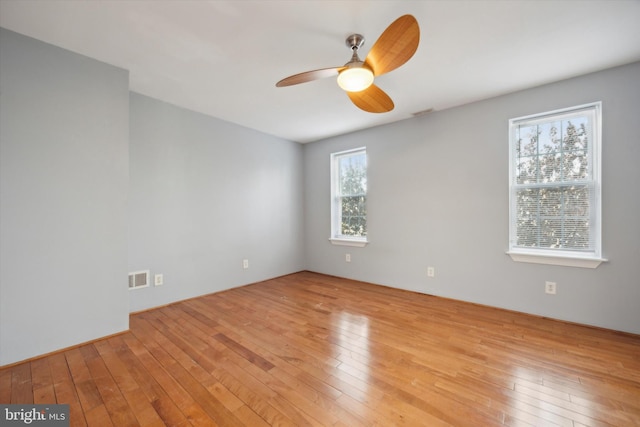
1, 271, 639, 426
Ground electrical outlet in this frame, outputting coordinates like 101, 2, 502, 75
243, 259, 249, 269
545, 281, 557, 294
427, 266, 435, 277
154, 274, 163, 286
345, 254, 351, 263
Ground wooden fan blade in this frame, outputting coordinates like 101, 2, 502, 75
364, 15, 419, 76
276, 67, 344, 87
347, 84, 394, 113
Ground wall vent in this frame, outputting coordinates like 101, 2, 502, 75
412, 108, 434, 117
128, 270, 150, 290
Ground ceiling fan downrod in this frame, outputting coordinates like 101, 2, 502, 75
344, 34, 365, 64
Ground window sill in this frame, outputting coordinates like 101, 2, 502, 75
329, 238, 368, 247
507, 251, 607, 269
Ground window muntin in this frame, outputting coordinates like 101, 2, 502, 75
331, 147, 367, 244
509, 103, 603, 266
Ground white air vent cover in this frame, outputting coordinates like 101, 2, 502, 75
128, 270, 150, 290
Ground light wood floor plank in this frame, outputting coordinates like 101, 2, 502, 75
10, 362, 33, 404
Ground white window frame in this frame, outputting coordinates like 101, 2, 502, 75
507, 102, 606, 268
330, 147, 368, 247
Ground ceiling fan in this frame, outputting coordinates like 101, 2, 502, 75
275, 15, 420, 113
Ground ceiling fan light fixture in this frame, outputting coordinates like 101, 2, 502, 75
337, 66, 374, 92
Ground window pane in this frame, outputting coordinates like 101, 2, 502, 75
563, 150, 589, 181
540, 218, 561, 248
517, 156, 538, 184
539, 187, 562, 217
339, 153, 366, 196
565, 185, 590, 216
517, 124, 538, 157
340, 195, 367, 236
515, 185, 592, 250
562, 117, 588, 151
562, 116, 590, 181
538, 121, 561, 154
540, 152, 562, 183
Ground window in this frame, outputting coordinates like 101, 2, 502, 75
330, 147, 368, 246
508, 102, 605, 268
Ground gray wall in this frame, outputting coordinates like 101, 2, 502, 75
304, 62, 640, 335
0, 29, 130, 365
128, 93, 304, 312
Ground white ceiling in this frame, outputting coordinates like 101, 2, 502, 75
1, 0, 639, 143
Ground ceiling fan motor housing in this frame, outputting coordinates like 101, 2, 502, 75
345, 33, 365, 51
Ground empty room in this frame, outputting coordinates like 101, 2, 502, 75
1, 1, 639, 426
